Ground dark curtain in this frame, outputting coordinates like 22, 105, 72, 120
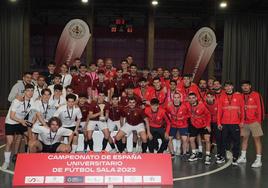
0, 2, 27, 110
222, 15, 268, 112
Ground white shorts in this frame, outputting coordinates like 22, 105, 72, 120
107, 119, 120, 132
87, 120, 108, 131
120, 123, 145, 136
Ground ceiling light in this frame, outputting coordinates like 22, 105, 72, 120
152, 0, 158, 6
81, 0, 88, 4
219, 1, 227, 8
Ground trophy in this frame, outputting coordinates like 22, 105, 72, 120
98, 104, 106, 121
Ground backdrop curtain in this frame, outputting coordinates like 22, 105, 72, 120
0, 1, 28, 110
222, 14, 268, 112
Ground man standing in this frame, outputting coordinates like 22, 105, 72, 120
43, 61, 56, 85
237, 80, 265, 168
32, 75, 47, 101
217, 81, 244, 165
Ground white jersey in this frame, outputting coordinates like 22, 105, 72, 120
5, 98, 35, 124
33, 100, 55, 123
32, 125, 72, 145
53, 105, 82, 128
49, 95, 66, 109
32, 85, 46, 101
61, 74, 72, 88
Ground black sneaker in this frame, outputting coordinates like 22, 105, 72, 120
197, 152, 203, 159
188, 153, 198, 162
12, 154, 17, 163
205, 155, 211, 165
186, 151, 191, 156
216, 156, 226, 164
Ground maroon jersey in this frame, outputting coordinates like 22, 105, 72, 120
71, 75, 91, 96
119, 94, 143, 107
122, 107, 146, 126
107, 105, 124, 121
88, 101, 109, 121
127, 74, 140, 88
92, 79, 111, 96
111, 78, 128, 96
79, 102, 90, 122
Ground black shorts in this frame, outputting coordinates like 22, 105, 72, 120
5, 123, 28, 135
65, 126, 76, 131
189, 125, 210, 137
41, 142, 61, 153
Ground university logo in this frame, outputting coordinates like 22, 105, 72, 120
198, 30, 213, 47
68, 21, 86, 39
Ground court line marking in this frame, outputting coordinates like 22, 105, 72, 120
173, 152, 232, 181
0, 144, 15, 175
0, 144, 232, 179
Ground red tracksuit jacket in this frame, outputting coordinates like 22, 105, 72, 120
205, 99, 218, 123
217, 92, 245, 125
165, 102, 190, 128
243, 91, 265, 124
189, 102, 211, 128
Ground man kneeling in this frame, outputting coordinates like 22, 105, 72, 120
28, 117, 73, 153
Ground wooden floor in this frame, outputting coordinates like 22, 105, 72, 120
0, 120, 267, 188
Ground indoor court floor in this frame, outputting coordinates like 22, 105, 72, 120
0, 120, 267, 188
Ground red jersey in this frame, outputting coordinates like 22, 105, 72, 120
214, 89, 224, 99
133, 86, 154, 103
165, 102, 190, 128
199, 89, 208, 103
111, 78, 128, 96
122, 107, 146, 126
160, 78, 171, 89
189, 102, 211, 128
105, 68, 117, 80
71, 74, 91, 96
217, 92, 244, 125
88, 101, 109, 121
107, 105, 124, 121
127, 74, 140, 88
243, 91, 265, 124
79, 102, 90, 122
183, 83, 201, 101
148, 88, 167, 106
205, 100, 218, 123
144, 106, 170, 133
92, 79, 111, 96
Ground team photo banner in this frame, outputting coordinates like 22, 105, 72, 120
13, 153, 173, 186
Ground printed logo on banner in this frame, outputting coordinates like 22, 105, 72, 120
65, 176, 84, 183
198, 30, 213, 47
105, 176, 123, 183
85, 176, 104, 183
68, 22, 86, 39
45, 176, 64, 183
124, 176, 143, 183
143, 176, 162, 183
25, 176, 44, 184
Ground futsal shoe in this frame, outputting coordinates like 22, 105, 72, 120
204, 155, 211, 165
188, 153, 198, 162
251, 160, 262, 168
237, 156, 247, 164
216, 157, 226, 164
232, 158, 238, 166
197, 152, 203, 159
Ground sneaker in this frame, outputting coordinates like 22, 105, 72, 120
215, 154, 221, 161
186, 151, 191, 156
251, 160, 262, 168
188, 153, 198, 162
132, 147, 138, 153
237, 156, 247, 164
232, 158, 238, 166
175, 148, 181, 156
205, 155, 211, 165
197, 152, 203, 159
181, 154, 188, 161
1, 162, 9, 170
170, 153, 175, 158
216, 157, 226, 164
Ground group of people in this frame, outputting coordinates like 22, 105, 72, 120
1, 56, 265, 170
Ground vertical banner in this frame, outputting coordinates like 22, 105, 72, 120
183, 27, 217, 83
55, 19, 91, 67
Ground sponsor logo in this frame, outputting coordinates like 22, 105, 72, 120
143, 176, 162, 183
198, 30, 213, 47
45, 176, 64, 183
68, 21, 86, 39
85, 176, 104, 183
25, 176, 44, 184
124, 176, 143, 183
65, 176, 84, 183
105, 176, 123, 183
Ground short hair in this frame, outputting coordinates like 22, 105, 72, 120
37, 75, 46, 80
53, 73, 62, 79
24, 84, 34, 90
41, 88, 52, 95
188, 92, 197, 97
54, 84, 63, 91
23, 72, 32, 77
61, 63, 68, 67
152, 77, 161, 82
206, 91, 215, 96
48, 61, 56, 66
240, 80, 251, 86
97, 69, 105, 74
150, 98, 159, 105
112, 94, 119, 99
139, 77, 147, 83
130, 63, 137, 68
170, 80, 177, 85
79, 64, 87, 69
116, 68, 123, 72
171, 67, 179, 71
183, 73, 193, 78
121, 59, 128, 64
66, 93, 77, 101
48, 117, 62, 128
65, 85, 73, 90
78, 93, 88, 98
224, 80, 233, 86
70, 66, 78, 71
126, 83, 135, 89
128, 97, 136, 102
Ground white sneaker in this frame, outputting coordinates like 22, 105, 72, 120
1, 162, 9, 170
251, 160, 262, 168
237, 156, 247, 164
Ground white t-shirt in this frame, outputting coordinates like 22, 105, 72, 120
32, 125, 72, 145
53, 105, 82, 128
32, 86, 44, 101
61, 74, 72, 88
48, 85, 66, 97
49, 95, 66, 109
33, 100, 55, 123
5, 98, 35, 124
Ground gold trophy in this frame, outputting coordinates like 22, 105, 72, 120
98, 103, 106, 121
